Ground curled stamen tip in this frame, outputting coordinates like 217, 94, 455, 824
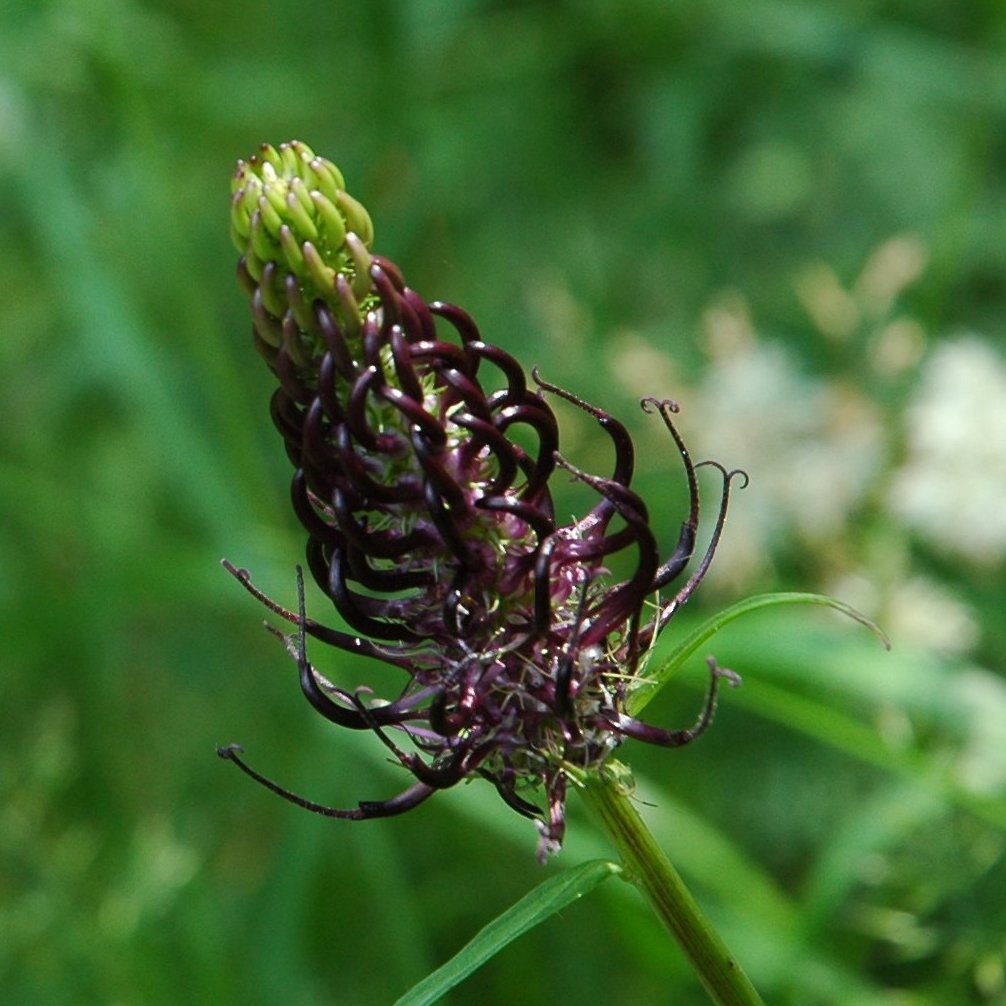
531, 367, 562, 396
221, 558, 250, 581
217, 743, 245, 760
706, 656, 742, 688
640, 396, 680, 415
697, 459, 750, 488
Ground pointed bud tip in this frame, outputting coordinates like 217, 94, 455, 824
231, 140, 374, 290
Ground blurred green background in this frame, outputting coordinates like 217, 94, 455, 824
3, 1, 1006, 1003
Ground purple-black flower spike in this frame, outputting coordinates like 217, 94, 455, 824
221, 141, 743, 859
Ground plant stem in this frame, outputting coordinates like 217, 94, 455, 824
580, 763, 765, 1006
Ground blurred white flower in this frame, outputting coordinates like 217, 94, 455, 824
795, 233, 928, 343
853, 233, 928, 319
888, 336, 1006, 565
882, 575, 979, 658
950, 668, 1006, 795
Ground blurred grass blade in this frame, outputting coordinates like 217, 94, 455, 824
727, 675, 1006, 832
394, 859, 621, 1006
630, 593, 889, 716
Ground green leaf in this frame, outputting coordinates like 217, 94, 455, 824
629, 592, 889, 716
394, 859, 621, 1006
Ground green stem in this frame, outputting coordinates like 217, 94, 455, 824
580, 764, 764, 1006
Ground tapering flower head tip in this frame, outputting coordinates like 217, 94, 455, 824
224, 141, 743, 859
231, 141, 375, 375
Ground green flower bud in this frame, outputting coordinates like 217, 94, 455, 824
231, 141, 375, 374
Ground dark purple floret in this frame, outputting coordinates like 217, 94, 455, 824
223, 142, 743, 858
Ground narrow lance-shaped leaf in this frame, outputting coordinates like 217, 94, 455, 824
394, 860, 621, 1006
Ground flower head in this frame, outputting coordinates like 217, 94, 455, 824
220, 141, 743, 858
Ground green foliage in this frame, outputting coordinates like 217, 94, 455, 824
395, 860, 621, 1006
2, 1, 1005, 1004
